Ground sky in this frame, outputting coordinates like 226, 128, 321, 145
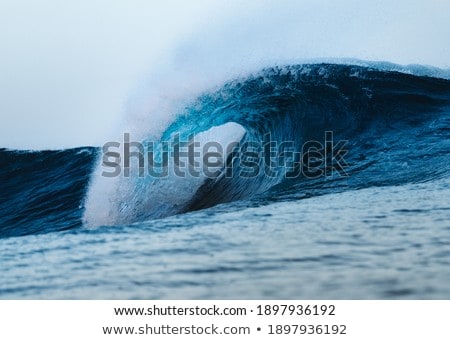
0, 0, 449, 150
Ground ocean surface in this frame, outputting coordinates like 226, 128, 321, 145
1, 63, 450, 299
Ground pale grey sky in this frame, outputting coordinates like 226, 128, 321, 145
1, 0, 449, 149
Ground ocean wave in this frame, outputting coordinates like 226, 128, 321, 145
83, 63, 450, 227
1, 63, 449, 236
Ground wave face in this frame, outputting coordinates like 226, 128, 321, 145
2, 63, 450, 236
0, 148, 96, 238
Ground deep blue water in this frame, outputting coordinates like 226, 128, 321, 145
1, 63, 450, 298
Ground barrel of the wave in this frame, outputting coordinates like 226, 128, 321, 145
82, 122, 247, 227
